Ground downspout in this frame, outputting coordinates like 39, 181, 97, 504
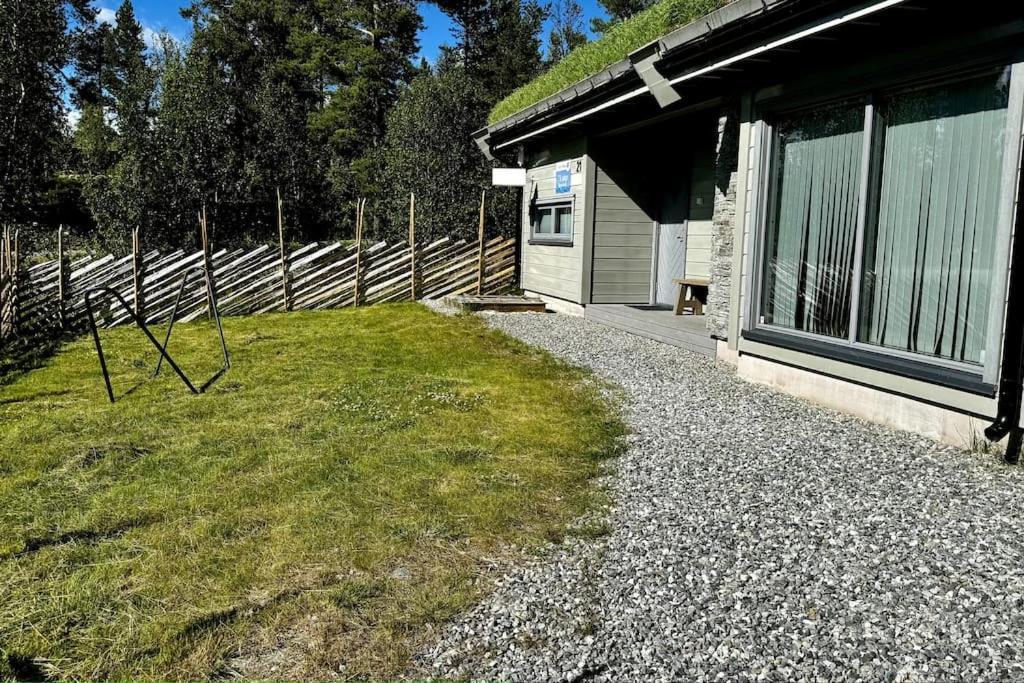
985, 161, 1024, 464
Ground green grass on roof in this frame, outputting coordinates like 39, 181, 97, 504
489, 0, 733, 126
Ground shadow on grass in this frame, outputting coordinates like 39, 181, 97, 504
3, 516, 160, 561
0, 333, 66, 388
1, 651, 53, 682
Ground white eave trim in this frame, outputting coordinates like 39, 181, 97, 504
492, 0, 907, 151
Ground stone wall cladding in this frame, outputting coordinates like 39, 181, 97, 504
707, 105, 740, 340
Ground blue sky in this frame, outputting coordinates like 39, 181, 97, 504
113, 0, 609, 62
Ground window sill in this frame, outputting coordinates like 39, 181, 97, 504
528, 238, 574, 247
741, 327, 995, 396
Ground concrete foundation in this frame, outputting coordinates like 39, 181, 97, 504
523, 291, 585, 317
732, 352, 996, 451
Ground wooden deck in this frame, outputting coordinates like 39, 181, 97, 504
585, 304, 716, 358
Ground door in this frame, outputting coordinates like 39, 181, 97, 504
655, 185, 689, 306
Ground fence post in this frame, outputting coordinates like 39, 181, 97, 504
57, 226, 68, 329
1, 228, 19, 339
0, 227, 8, 341
131, 227, 145, 317
476, 190, 486, 295
200, 206, 212, 316
408, 193, 417, 301
277, 187, 291, 311
353, 198, 365, 306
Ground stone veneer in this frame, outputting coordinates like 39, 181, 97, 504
707, 105, 740, 340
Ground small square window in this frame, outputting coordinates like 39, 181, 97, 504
531, 202, 573, 244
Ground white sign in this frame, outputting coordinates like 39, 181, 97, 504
492, 168, 528, 187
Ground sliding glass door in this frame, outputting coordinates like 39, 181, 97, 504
755, 67, 1016, 375
859, 74, 1010, 365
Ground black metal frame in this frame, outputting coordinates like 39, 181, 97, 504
85, 265, 230, 403
153, 265, 230, 390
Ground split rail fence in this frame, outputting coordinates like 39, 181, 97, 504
0, 225, 517, 351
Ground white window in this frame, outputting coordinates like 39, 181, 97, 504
531, 201, 573, 245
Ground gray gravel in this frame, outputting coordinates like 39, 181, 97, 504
421, 311, 1024, 682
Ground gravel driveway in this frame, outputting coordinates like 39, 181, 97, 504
422, 311, 1024, 682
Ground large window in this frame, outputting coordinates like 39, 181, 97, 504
531, 201, 573, 245
761, 103, 864, 339
756, 68, 1014, 372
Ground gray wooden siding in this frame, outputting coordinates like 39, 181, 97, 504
591, 166, 653, 304
520, 158, 588, 303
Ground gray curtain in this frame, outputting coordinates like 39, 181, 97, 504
761, 105, 864, 338
859, 72, 1010, 364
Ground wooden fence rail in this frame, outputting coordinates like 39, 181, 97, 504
0, 234, 517, 350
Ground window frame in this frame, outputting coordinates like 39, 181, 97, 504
744, 62, 1024, 392
529, 197, 575, 246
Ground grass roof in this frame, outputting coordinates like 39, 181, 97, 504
489, 0, 734, 126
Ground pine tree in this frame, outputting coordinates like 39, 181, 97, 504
432, 0, 547, 104
75, 0, 157, 244
547, 0, 587, 63
0, 0, 94, 225
591, 0, 654, 34
177, 0, 421, 240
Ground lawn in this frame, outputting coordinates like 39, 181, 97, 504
0, 304, 624, 680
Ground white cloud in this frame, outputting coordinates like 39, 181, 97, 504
66, 107, 82, 130
95, 6, 168, 51
96, 7, 116, 25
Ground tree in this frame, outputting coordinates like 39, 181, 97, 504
591, 0, 654, 34
174, 0, 421, 242
299, 0, 422, 205
75, 0, 158, 245
547, 0, 587, 63
146, 39, 235, 248
380, 65, 517, 244
0, 0, 94, 226
432, 0, 547, 104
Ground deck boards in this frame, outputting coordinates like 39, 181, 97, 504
585, 304, 716, 357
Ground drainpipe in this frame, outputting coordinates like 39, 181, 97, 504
985, 162, 1024, 464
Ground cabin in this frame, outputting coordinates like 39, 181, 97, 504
475, 0, 1024, 456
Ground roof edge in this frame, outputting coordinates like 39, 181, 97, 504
486, 0, 795, 137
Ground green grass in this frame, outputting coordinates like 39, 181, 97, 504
489, 0, 732, 125
0, 305, 625, 680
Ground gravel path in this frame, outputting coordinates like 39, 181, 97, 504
421, 311, 1024, 682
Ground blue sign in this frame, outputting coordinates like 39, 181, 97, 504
555, 168, 572, 194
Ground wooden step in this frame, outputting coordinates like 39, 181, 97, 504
447, 295, 547, 313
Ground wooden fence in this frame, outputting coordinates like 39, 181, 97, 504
0, 225, 517, 350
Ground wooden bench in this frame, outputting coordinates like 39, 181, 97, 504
673, 277, 709, 316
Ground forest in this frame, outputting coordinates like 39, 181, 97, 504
0, 0, 657, 254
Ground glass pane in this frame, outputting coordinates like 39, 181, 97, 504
556, 206, 572, 235
760, 104, 865, 338
536, 208, 554, 234
858, 71, 1010, 365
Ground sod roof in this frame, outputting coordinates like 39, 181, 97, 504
488, 0, 735, 126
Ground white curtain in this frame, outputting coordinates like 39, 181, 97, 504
859, 72, 1010, 364
761, 105, 864, 338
